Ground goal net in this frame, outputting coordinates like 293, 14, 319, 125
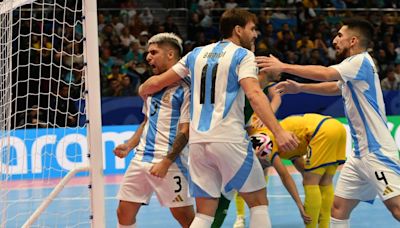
0, 0, 104, 227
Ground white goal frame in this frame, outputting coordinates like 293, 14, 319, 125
0, 0, 105, 227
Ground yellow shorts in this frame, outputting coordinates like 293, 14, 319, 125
304, 118, 346, 172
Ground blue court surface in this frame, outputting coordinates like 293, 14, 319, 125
2, 172, 399, 227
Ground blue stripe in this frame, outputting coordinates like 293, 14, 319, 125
190, 179, 212, 198
348, 82, 381, 155
304, 160, 345, 172
223, 48, 247, 118
198, 41, 229, 131
343, 105, 359, 156
167, 86, 183, 151
224, 142, 254, 192
310, 117, 331, 140
373, 151, 400, 176
357, 58, 387, 125
175, 155, 189, 181
142, 90, 165, 162
271, 152, 280, 163
187, 47, 203, 121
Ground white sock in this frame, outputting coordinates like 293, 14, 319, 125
189, 213, 214, 228
330, 217, 349, 228
118, 223, 136, 228
249, 205, 271, 228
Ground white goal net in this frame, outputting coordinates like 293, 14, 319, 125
0, 0, 104, 227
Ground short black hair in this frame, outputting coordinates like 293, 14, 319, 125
342, 18, 374, 48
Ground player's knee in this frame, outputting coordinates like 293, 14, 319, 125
116, 201, 138, 224
170, 206, 195, 227
331, 200, 343, 219
390, 204, 400, 221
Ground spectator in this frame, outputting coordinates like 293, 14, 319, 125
276, 23, 295, 41
139, 8, 154, 27
107, 64, 126, 82
187, 12, 203, 41
275, 30, 296, 53
138, 31, 149, 53
17, 105, 48, 129
225, 0, 238, 9
163, 15, 181, 36
100, 47, 116, 78
103, 78, 123, 96
124, 40, 144, 63
296, 33, 315, 50
111, 15, 125, 35
198, 0, 214, 16
381, 67, 400, 90
50, 84, 78, 127
120, 75, 138, 96
119, 27, 137, 47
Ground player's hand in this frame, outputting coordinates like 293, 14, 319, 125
275, 130, 299, 153
149, 158, 173, 178
300, 205, 312, 224
275, 79, 301, 95
255, 55, 285, 74
113, 144, 131, 158
267, 85, 282, 98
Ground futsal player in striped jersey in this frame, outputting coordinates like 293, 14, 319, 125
139, 9, 299, 228
113, 33, 194, 228
257, 18, 400, 227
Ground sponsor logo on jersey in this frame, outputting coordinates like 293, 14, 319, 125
383, 186, 394, 196
172, 194, 184, 202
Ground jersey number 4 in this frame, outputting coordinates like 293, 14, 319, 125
200, 63, 218, 104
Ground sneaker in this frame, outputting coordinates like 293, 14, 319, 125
233, 216, 245, 228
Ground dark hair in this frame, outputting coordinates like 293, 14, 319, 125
342, 18, 374, 48
219, 9, 257, 39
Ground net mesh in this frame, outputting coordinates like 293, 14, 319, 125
0, 0, 93, 227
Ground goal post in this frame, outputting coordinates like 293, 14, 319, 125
0, 0, 105, 227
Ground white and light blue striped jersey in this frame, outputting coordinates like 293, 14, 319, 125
134, 80, 190, 164
331, 52, 398, 158
172, 40, 258, 143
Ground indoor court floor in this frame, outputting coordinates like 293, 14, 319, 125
3, 171, 399, 227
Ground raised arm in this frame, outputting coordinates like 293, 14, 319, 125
240, 77, 298, 152
256, 55, 341, 81
138, 67, 183, 99
266, 85, 282, 113
276, 80, 341, 96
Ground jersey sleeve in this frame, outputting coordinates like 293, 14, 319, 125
179, 84, 190, 124
172, 54, 190, 79
237, 50, 258, 81
329, 54, 364, 82
141, 100, 148, 115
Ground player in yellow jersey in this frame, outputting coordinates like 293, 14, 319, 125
231, 72, 312, 228
249, 113, 346, 228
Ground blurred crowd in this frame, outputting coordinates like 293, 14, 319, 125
12, 0, 400, 129
98, 0, 400, 94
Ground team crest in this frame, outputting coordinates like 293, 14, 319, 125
162, 90, 171, 103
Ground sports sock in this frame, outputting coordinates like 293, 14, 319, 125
118, 223, 136, 228
235, 193, 246, 218
319, 184, 334, 228
211, 195, 231, 228
330, 217, 349, 228
304, 185, 322, 228
190, 213, 214, 228
249, 205, 271, 228
265, 175, 269, 184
